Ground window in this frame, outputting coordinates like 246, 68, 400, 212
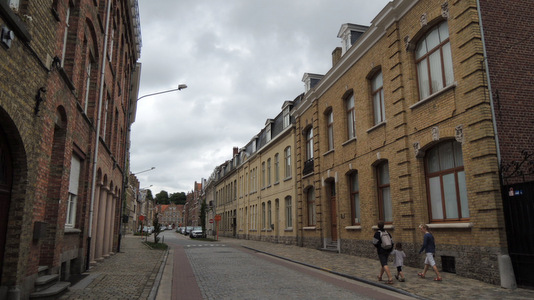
267, 158, 271, 186
306, 128, 313, 160
266, 122, 272, 142
346, 94, 356, 140
377, 161, 392, 223
261, 162, 266, 188
267, 201, 272, 228
274, 154, 280, 183
60, 4, 71, 68
350, 172, 361, 225
371, 71, 385, 125
283, 107, 290, 128
425, 140, 468, 221
307, 188, 316, 226
83, 60, 92, 113
66, 155, 81, 227
262, 202, 266, 229
285, 196, 292, 228
284, 147, 291, 179
416, 21, 454, 99
326, 111, 334, 150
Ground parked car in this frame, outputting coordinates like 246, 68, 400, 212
184, 226, 194, 236
160, 225, 167, 232
190, 227, 205, 238
142, 226, 154, 234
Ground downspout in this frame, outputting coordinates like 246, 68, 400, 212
87, 0, 112, 270
476, 0, 515, 289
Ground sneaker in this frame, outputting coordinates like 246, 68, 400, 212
399, 278, 405, 282
394, 275, 399, 281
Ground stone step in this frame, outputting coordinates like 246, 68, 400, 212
34, 274, 59, 292
30, 281, 70, 300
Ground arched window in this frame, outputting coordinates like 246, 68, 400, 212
345, 94, 356, 140
325, 109, 334, 151
425, 140, 469, 221
285, 196, 292, 228
349, 171, 361, 225
415, 21, 454, 99
371, 71, 385, 125
307, 188, 316, 226
376, 161, 392, 223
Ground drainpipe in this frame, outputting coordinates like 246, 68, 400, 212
476, 0, 515, 289
86, 0, 112, 270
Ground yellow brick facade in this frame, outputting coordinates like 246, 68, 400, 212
293, 0, 506, 285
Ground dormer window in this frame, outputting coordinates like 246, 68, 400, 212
281, 101, 294, 129
337, 23, 369, 55
265, 119, 274, 142
302, 73, 323, 93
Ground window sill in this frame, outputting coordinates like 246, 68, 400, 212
345, 225, 362, 230
284, 227, 293, 232
302, 173, 314, 179
427, 222, 473, 229
303, 226, 316, 230
372, 225, 394, 230
322, 149, 334, 156
283, 176, 292, 182
342, 137, 357, 147
410, 82, 457, 110
64, 227, 82, 234
366, 121, 386, 134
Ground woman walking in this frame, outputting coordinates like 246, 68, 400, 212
418, 224, 442, 281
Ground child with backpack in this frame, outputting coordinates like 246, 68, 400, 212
373, 220, 394, 284
392, 242, 406, 282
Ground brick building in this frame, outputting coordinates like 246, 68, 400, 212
0, 0, 141, 298
292, 0, 532, 288
203, 0, 534, 288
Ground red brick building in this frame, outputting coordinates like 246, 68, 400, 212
0, 1, 141, 298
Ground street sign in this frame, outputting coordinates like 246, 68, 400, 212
214, 214, 221, 221
139, 215, 145, 221
209, 219, 214, 223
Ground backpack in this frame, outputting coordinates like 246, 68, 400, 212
380, 230, 392, 250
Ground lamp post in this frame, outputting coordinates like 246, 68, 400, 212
118, 84, 187, 252
137, 84, 187, 101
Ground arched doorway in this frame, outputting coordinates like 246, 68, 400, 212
0, 126, 13, 281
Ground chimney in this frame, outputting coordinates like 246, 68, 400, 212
233, 147, 239, 156
332, 47, 342, 66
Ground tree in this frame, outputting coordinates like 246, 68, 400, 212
169, 192, 186, 205
200, 200, 207, 233
152, 214, 161, 243
155, 190, 170, 204
145, 189, 154, 201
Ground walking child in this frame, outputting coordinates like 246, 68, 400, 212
392, 242, 406, 281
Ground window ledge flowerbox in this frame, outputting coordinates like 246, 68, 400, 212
427, 222, 473, 229
303, 226, 316, 231
409, 82, 457, 110
345, 225, 362, 230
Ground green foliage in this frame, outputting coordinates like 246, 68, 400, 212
145, 189, 154, 201
144, 241, 168, 250
155, 190, 170, 204
169, 192, 186, 204
200, 200, 207, 232
152, 215, 161, 243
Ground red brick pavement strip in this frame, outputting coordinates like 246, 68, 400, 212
217, 237, 534, 300
59, 235, 166, 300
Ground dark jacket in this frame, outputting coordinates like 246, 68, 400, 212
419, 232, 436, 254
373, 230, 393, 254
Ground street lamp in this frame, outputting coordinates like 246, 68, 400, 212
132, 167, 156, 175
137, 84, 187, 101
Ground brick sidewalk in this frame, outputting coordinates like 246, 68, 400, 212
59, 235, 166, 300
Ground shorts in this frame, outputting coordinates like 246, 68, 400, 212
397, 266, 403, 273
378, 253, 389, 267
424, 253, 436, 267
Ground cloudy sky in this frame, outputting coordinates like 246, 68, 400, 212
131, 0, 391, 194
